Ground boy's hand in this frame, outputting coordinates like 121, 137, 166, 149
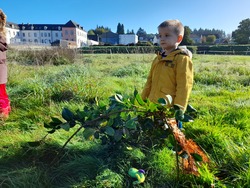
174, 105, 194, 122
174, 105, 184, 121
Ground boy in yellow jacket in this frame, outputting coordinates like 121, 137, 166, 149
141, 20, 193, 121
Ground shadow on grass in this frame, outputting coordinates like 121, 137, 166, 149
0, 140, 126, 188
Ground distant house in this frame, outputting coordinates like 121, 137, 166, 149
100, 31, 119, 45
88, 34, 99, 45
119, 34, 138, 45
62, 20, 87, 47
190, 34, 202, 44
5, 20, 87, 48
5, 22, 20, 44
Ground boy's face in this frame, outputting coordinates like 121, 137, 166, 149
158, 26, 181, 52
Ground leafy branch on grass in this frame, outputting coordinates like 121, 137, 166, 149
44, 89, 209, 176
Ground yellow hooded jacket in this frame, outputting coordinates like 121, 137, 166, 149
141, 48, 193, 111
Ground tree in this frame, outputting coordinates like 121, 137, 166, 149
88, 30, 95, 35
232, 18, 250, 44
206, 35, 216, 44
180, 26, 193, 45
92, 25, 111, 35
116, 23, 125, 34
136, 27, 147, 39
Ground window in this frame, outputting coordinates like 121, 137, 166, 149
70, 30, 74, 35
23, 33, 25, 37
65, 30, 68, 35
41, 33, 43, 37
55, 33, 58, 37
28, 33, 31, 37
48, 33, 50, 37
34, 33, 37, 37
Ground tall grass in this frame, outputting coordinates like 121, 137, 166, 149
0, 51, 249, 187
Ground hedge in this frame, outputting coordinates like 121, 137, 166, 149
78, 46, 197, 54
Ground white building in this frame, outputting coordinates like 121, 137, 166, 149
119, 34, 138, 45
5, 20, 87, 48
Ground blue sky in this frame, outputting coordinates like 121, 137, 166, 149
1, 0, 250, 35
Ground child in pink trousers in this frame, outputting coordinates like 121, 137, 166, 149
0, 9, 11, 119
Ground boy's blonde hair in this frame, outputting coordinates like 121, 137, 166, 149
158, 19, 184, 36
0, 9, 7, 36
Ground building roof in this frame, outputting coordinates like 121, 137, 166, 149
100, 31, 118, 38
64, 20, 85, 31
5, 20, 85, 31
18, 23, 65, 31
6, 22, 19, 29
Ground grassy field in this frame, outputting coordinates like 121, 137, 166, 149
0, 51, 250, 187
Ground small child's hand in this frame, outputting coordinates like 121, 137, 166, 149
174, 107, 184, 121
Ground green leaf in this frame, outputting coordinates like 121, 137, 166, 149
107, 118, 114, 126
148, 102, 158, 112
114, 130, 123, 141
134, 89, 138, 97
60, 123, 70, 131
191, 153, 203, 162
62, 108, 74, 121
83, 128, 96, 140
105, 126, 115, 136
135, 92, 145, 106
125, 118, 137, 129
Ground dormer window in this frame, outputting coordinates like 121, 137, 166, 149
22, 26, 25, 30
58, 26, 61, 30
44, 26, 47, 30
31, 25, 34, 30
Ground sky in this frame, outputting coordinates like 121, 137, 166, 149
1, 0, 250, 35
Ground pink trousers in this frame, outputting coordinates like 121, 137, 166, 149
0, 84, 11, 118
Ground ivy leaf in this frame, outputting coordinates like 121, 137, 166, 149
105, 126, 115, 136
191, 153, 203, 162
62, 108, 74, 121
